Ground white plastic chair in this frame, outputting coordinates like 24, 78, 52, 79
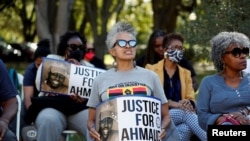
17, 73, 24, 100
16, 73, 23, 141
63, 130, 78, 141
16, 95, 22, 141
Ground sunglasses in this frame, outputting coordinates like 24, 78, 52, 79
113, 40, 137, 48
67, 44, 84, 51
224, 47, 249, 58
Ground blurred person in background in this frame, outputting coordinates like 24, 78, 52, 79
146, 33, 206, 141
136, 30, 199, 91
82, 42, 107, 70
23, 38, 51, 110
22, 38, 51, 141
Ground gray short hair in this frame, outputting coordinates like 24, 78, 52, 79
105, 21, 137, 50
210, 31, 250, 72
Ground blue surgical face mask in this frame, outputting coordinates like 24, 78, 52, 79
164, 49, 183, 63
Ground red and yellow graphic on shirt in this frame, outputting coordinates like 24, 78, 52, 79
107, 86, 148, 99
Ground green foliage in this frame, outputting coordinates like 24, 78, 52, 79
117, 0, 153, 45
0, 0, 14, 11
179, 0, 250, 63
0, 0, 35, 42
2, 0, 250, 65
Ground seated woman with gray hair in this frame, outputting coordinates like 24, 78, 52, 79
197, 31, 250, 130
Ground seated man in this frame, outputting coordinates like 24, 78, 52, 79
0, 59, 18, 141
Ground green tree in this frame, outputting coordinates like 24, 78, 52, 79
0, 0, 36, 42
180, 0, 250, 63
36, 0, 76, 53
81, 0, 126, 59
152, 0, 196, 32
0, 0, 14, 12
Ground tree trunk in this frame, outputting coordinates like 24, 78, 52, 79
152, 0, 180, 32
84, 0, 125, 60
36, 0, 75, 53
36, 0, 53, 51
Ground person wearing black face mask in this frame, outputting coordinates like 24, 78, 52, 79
25, 31, 94, 141
67, 44, 84, 62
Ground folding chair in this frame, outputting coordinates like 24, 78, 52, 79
16, 95, 22, 141
63, 130, 78, 141
16, 73, 23, 141
17, 73, 24, 99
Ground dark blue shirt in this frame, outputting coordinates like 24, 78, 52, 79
0, 59, 17, 101
23, 62, 39, 97
163, 67, 181, 102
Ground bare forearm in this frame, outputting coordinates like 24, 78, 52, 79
161, 103, 171, 129
0, 97, 17, 124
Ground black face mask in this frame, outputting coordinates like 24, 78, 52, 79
69, 50, 84, 62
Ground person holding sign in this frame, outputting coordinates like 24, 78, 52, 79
25, 31, 93, 141
87, 22, 180, 141
145, 33, 206, 141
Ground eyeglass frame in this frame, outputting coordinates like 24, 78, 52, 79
113, 39, 137, 48
67, 44, 84, 51
86, 48, 95, 52
167, 45, 185, 51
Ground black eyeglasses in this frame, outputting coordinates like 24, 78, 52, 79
224, 47, 249, 58
86, 48, 95, 52
113, 40, 137, 48
67, 44, 84, 51
167, 45, 184, 51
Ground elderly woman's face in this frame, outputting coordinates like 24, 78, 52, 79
110, 32, 137, 61
223, 44, 249, 71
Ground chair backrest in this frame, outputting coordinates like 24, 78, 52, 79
8, 68, 19, 90
17, 73, 24, 99
8, 68, 24, 99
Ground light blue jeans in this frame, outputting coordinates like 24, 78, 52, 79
2, 129, 17, 141
163, 120, 181, 141
35, 108, 92, 141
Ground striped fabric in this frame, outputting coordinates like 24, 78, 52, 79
107, 86, 148, 99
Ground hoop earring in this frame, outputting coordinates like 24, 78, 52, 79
164, 51, 168, 59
